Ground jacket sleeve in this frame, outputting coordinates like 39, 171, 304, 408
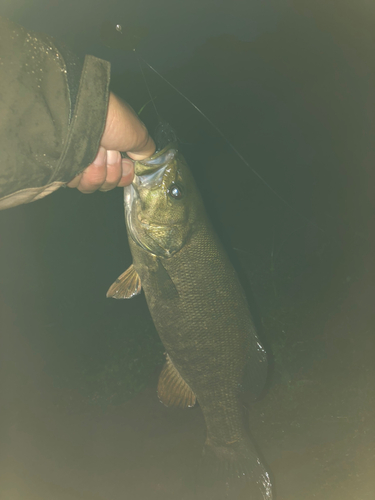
0, 17, 111, 210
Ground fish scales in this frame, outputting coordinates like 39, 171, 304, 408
129, 218, 257, 443
107, 122, 272, 499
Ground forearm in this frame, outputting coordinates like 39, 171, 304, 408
0, 17, 110, 209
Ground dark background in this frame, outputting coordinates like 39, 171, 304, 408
1, 1, 374, 499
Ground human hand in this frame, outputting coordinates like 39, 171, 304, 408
67, 92, 155, 192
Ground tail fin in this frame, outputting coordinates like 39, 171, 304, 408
195, 438, 273, 500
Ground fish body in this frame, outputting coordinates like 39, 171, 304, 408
107, 123, 272, 499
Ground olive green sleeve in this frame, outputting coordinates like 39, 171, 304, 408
0, 17, 111, 210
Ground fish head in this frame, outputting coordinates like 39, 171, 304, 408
124, 143, 200, 258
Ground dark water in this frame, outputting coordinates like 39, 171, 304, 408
1, 2, 374, 499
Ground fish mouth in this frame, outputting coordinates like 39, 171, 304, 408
123, 143, 184, 258
135, 146, 177, 175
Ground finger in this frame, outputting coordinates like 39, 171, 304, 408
99, 150, 123, 191
126, 133, 156, 161
77, 147, 107, 193
67, 173, 82, 188
101, 93, 156, 160
117, 158, 135, 187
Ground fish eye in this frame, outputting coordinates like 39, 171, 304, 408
167, 183, 183, 200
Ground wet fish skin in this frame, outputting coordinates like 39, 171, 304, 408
107, 128, 272, 499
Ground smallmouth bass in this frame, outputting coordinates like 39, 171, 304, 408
107, 122, 272, 499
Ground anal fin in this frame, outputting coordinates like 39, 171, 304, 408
106, 265, 141, 299
158, 354, 196, 409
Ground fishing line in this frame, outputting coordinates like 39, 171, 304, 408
112, 23, 323, 233
135, 51, 161, 120
133, 50, 324, 234
111, 23, 367, 242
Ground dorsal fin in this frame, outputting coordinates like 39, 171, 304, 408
158, 354, 196, 408
106, 265, 141, 299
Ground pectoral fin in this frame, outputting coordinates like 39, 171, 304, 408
106, 265, 141, 299
158, 354, 197, 408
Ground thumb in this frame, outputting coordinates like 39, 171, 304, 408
101, 93, 155, 160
